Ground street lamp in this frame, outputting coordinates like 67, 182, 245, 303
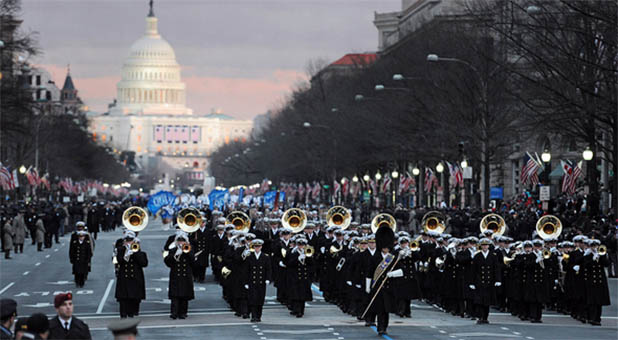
303, 122, 311, 128
541, 149, 551, 163
19, 165, 26, 174
460, 159, 468, 169
375, 85, 385, 91
436, 162, 444, 173
412, 167, 420, 176
426, 54, 440, 62
391, 170, 399, 178
340, 178, 346, 185
354, 94, 364, 102
393, 74, 404, 81
363, 174, 370, 182
352, 175, 359, 182
582, 147, 594, 161
375, 171, 382, 180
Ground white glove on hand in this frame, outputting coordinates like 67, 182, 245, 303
494, 282, 501, 287
469, 285, 476, 290
584, 248, 592, 256
244, 284, 249, 289
320, 246, 325, 254
355, 284, 361, 288
593, 254, 600, 261
536, 256, 544, 264
346, 281, 352, 286
242, 249, 251, 257
279, 261, 286, 268
299, 254, 306, 261
573, 265, 580, 272
265, 280, 270, 285
423, 261, 428, 267
365, 278, 372, 294
174, 247, 183, 257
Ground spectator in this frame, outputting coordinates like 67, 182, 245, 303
0, 299, 17, 340
107, 318, 140, 340
13, 210, 27, 254
48, 292, 91, 340
2, 217, 14, 260
25, 313, 49, 339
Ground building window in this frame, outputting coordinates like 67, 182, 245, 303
36, 75, 41, 85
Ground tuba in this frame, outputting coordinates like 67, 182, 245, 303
177, 207, 202, 233
226, 211, 251, 233
326, 206, 352, 230
281, 208, 307, 233
421, 211, 446, 234
479, 213, 506, 237
371, 213, 397, 234
535, 215, 562, 240
122, 206, 149, 232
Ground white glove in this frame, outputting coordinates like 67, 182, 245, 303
536, 256, 544, 264
299, 254, 306, 261
593, 254, 600, 261
573, 265, 580, 272
386, 269, 404, 278
320, 246, 325, 254
346, 281, 352, 286
279, 261, 286, 268
174, 247, 183, 257
265, 280, 270, 285
244, 284, 249, 289
494, 282, 501, 287
469, 285, 476, 290
584, 248, 592, 256
450, 247, 457, 256
355, 284, 361, 288
365, 278, 372, 294
423, 261, 428, 267
554, 279, 559, 285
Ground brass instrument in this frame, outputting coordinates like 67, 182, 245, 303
122, 206, 149, 232
503, 255, 515, 266
598, 245, 607, 256
536, 215, 562, 240
326, 206, 352, 230
305, 245, 315, 257
182, 243, 192, 253
329, 244, 343, 256
177, 207, 202, 233
410, 235, 422, 251
281, 208, 307, 233
561, 252, 570, 262
221, 266, 232, 279
130, 242, 140, 252
543, 249, 552, 259
281, 248, 287, 258
335, 257, 346, 271
421, 211, 445, 234
479, 213, 506, 237
371, 213, 397, 234
226, 211, 251, 233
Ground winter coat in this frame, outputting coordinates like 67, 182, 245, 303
69, 238, 92, 274
115, 246, 148, 300
582, 253, 611, 306
35, 219, 45, 243
286, 250, 313, 302
470, 250, 501, 306
2, 222, 14, 251
12, 215, 27, 244
164, 250, 195, 300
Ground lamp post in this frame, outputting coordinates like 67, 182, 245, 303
541, 149, 551, 186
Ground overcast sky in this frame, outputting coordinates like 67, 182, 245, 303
21, 0, 400, 120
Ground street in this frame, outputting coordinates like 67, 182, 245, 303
1, 220, 616, 340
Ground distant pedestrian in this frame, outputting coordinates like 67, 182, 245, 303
2, 217, 14, 260
35, 215, 45, 252
0, 298, 18, 339
48, 292, 91, 339
107, 318, 139, 340
13, 211, 27, 253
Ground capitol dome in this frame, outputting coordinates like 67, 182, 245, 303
112, 4, 192, 115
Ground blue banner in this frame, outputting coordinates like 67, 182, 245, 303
238, 187, 244, 203
147, 191, 177, 215
263, 191, 277, 207
208, 189, 229, 210
490, 187, 504, 200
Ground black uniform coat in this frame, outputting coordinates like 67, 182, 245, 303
272, 239, 290, 289
470, 250, 502, 306
87, 207, 99, 233
286, 250, 314, 301
393, 250, 422, 300
440, 251, 461, 299
190, 227, 210, 267
366, 252, 398, 314
164, 250, 195, 300
523, 253, 549, 304
48, 315, 91, 340
247, 252, 272, 306
69, 238, 92, 274
115, 246, 148, 300
582, 253, 611, 305
457, 248, 476, 300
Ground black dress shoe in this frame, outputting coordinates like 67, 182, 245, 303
242, 314, 250, 319
251, 318, 257, 322
589, 321, 601, 326
179, 315, 186, 319
378, 331, 387, 336
170, 315, 178, 319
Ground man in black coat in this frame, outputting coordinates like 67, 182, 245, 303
210, 225, 228, 282
286, 238, 313, 318
272, 228, 292, 305
582, 239, 611, 325
190, 219, 210, 283
469, 237, 502, 324
523, 239, 549, 323
86, 203, 99, 240
114, 232, 148, 318
69, 231, 93, 288
245, 239, 272, 322
164, 232, 195, 319
48, 292, 91, 339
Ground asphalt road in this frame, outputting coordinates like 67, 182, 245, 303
1, 222, 616, 340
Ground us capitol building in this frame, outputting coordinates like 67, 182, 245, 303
89, 2, 252, 178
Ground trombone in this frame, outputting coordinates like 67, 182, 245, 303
122, 206, 149, 232
536, 215, 562, 240
326, 206, 352, 230
281, 208, 307, 233
479, 213, 506, 237
421, 211, 445, 234
226, 211, 251, 233
177, 207, 202, 233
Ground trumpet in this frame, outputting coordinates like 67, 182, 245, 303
503, 255, 515, 266
130, 242, 140, 252
335, 257, 346, 271
305, 245, 315, 257
543, 249, 552, 259
561, 252, 570, 262
598, 245, 607, 256
182, 243, 192, 253
410, 235, 422, 252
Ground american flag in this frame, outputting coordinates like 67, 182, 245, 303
0, 164, 14, 190
521, 153, 539, 187
311, 182, 321, 200
341, 178, 349, 198
424, 168, 436, 193
26, 167, 41, 186
380, 175, 392, 193
561, 160, 583, 195
333, 180, 341, 198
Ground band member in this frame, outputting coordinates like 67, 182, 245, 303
210, 225, 227, 283
361, 234, 379, 326
365, 225, 400, 336
581, 239, 610, 325
164, 232, 195, 319
190, 217, 210, 283
273, 228, 292, 305
287, 237, 314, 317
69, 230, 93, 287
393, 236, 422, 318
114, 231, 148, 318
523, 239, 548, 323
469, 237, 501, 324
246, 239, 272, 322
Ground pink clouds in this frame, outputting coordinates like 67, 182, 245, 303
36, 63, 306, 119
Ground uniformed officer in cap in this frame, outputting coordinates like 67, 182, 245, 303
469, 237, 501, 324
245, 239, 271, 322
0, 298, 17, 339
190, 212, 210, 283
69, 230, 93, 288
114, 232, 148, 318
107, 318, 140, 340
164, 232, 195, 319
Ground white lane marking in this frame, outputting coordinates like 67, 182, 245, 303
262, 329, 332, 334
333, 332, 340, 335
23, 271, 29, 276
501, 327, 510, 330
35, 262, 41, 266
89, 322, 248, 331
439, 330, 447, 334
45, 254, 50, 258
430, 325, 437, 329
96, 279, 114, 314
256, 333, 263, 336
526, 337, 534, 340
513, 332, 521, 335
54, 249, 58, 252
0, 282, 15, 296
